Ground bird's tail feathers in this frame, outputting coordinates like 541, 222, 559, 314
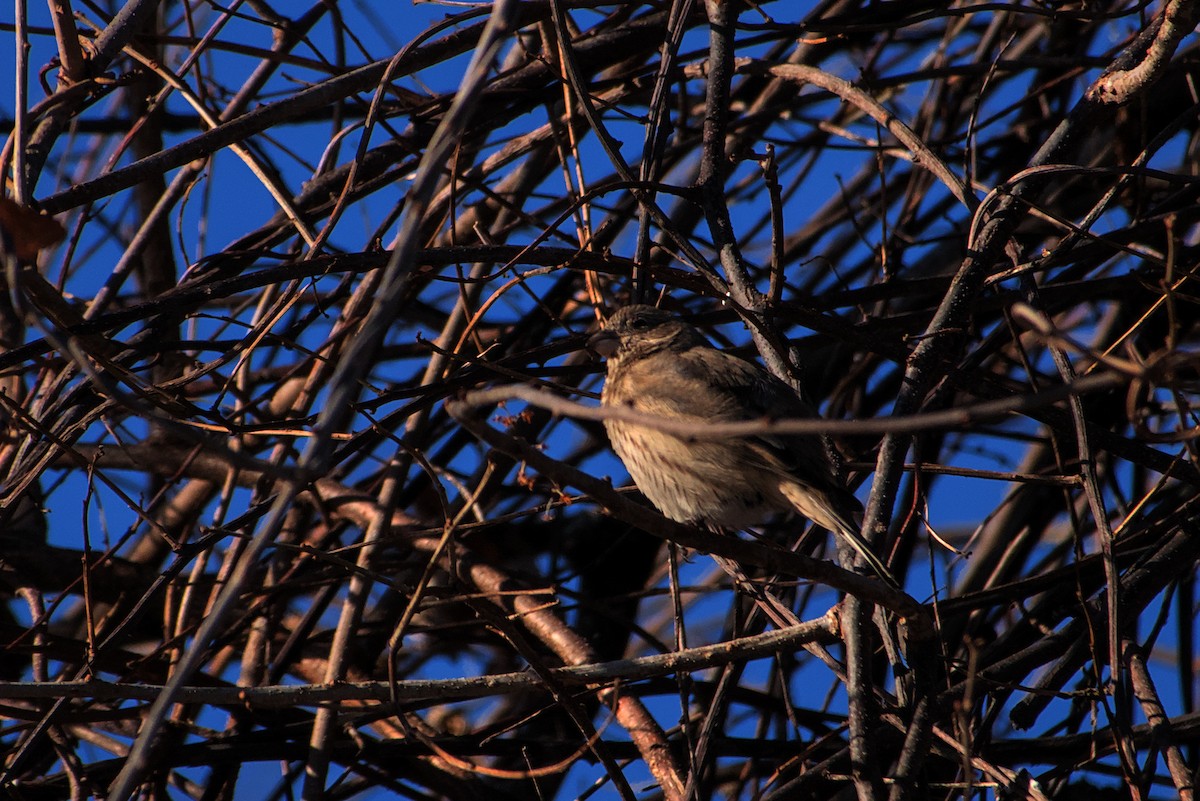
830, 516, 900, 590
779, 483, 900, 589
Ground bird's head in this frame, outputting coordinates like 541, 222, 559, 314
587, 305, 709, 362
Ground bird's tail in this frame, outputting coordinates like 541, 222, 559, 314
830, 517, 900, 590
779, 483, 900, 589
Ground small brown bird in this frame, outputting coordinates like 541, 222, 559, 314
588, 304, 896, 586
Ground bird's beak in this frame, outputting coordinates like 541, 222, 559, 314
587, 328, 620, 358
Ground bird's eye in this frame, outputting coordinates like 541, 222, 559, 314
630, 316, 651, 330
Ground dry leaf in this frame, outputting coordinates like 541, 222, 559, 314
0, 196, 66, 261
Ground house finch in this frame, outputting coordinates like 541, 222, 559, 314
588, 304, 896, 587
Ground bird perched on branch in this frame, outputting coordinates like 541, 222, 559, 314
588, 304, 896, 587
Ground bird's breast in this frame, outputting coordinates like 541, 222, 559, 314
604, 417, 780, 529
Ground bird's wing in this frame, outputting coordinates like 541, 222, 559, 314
675, 347, 897, 586
674, 346, 810, 419
675, 346, 857, 499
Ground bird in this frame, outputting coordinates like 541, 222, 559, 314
588, 304, 897, 587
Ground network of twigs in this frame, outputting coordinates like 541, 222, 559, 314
2, 1, 1199, 799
